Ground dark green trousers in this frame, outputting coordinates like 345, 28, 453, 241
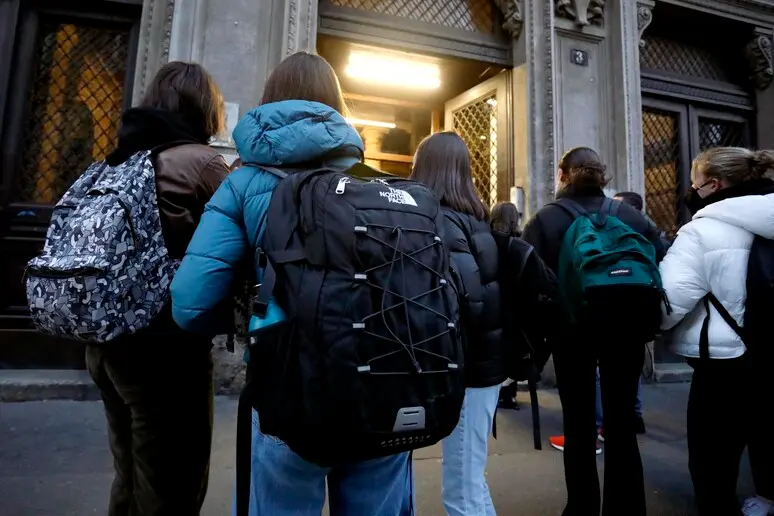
87, 337, 214, 516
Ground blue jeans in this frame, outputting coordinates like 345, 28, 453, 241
634, 376, 643, 417
442, 385, 500, 516
596, 368, 644, 431
234, 410, 413, 516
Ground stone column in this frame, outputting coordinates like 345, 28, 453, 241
281, 0, 319, 57
518, 0, 557, 218
168, 0, 208, 63
132, 0, 176, 105
606, 0, 651, 195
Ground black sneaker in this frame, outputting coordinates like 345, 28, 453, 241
498, 396, 519, 410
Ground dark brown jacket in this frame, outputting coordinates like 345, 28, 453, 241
155, 144, 229, 259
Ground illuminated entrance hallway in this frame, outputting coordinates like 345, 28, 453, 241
318, 37, 513, 205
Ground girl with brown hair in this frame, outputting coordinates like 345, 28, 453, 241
87, 61, 229, 515
411, 131, 504, 515
171, 52, 413, 516
660, 146, 774, 516
522, 146, 666, 516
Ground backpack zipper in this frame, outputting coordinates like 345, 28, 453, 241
25, 265, 103, 279
335, 177, 350, 194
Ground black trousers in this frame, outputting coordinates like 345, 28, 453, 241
554, 335, 646, 516
86, 336, 214, 516
687, 354, 773, 516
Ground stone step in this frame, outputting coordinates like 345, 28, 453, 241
0, 369, 98, 402
653, 362, 693, 383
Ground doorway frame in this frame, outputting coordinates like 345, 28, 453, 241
444, 72, 513, 206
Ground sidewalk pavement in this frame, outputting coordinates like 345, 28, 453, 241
0, 363, 694, 402
0, 383, 751, 516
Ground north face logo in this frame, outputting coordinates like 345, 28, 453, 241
380, 188, 418, 207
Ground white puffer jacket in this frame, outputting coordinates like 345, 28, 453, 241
660, 193, 774, 359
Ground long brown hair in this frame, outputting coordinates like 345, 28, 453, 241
140, 61, 225, 139
410, 132, 488, 221
558, 146, 609, 189
491, 202, 520, 236
260, 52, 347, 115
693, 146, 774, 185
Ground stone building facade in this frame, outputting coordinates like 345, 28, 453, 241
1, 0, 773, 380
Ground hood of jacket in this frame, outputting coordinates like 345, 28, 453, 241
106, 108, 209, 166
232, 100, 364, 169
694, 180, 774, 239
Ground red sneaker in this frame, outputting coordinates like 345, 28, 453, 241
598, 428, 605, 442
549, 435, 602, 455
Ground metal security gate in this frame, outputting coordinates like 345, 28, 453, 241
0, 0, 141, 368
641, 99, 751, 239
18, 22, 131, 205
444, 74, 511, 206
327, 0, 496, 33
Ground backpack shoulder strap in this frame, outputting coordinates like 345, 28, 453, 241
706, 293, 745, 342
508, 236, 535, 287
549, 197, 587, 220
606, 198, 622, 218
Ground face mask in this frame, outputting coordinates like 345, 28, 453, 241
685, 187, 703, 215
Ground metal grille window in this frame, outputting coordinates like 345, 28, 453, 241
698, 119, 747, 151
16, 20, 130, 205
452, 94, 498, 205
328, 0, 495, 33
642, 109, 681, 238
640, 35, 732, 83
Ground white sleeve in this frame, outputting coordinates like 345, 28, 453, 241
659, 222, 709, 330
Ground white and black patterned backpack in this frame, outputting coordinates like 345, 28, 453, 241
25, 151, 178, 343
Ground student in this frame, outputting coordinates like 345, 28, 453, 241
86, 61, 229, 516
171, 52, 412, 516
522, 147, 666, 516
410, 132, 504, 516
660, 147, 774, 516
490, 202, 522, 409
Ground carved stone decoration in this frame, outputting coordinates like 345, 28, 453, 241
493, 0, 524, 40
637, 4, 653, 48
555, 0, 605, 27
745, 34, 774, 90
283, 0, 318, 56
133, 0, 176, 105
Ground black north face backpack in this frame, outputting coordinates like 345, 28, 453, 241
236, 163, 463, 515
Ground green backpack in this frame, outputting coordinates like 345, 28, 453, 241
552, 197, 665, 341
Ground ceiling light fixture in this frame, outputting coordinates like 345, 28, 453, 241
346, 117, 397, 129
345, 51, 441, 90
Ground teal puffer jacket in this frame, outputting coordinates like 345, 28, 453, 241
171, 100, 364, 334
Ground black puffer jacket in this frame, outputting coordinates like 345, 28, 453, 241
522, 184, 667, 274
444, 209, 505, 388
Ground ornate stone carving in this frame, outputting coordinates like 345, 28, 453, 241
745, 33, 774, 90
283, 0, 317, 56
637, 4, 654, 48
133, 0, 176, 105
493, 0, 524, 40
555, 0, 605, 27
